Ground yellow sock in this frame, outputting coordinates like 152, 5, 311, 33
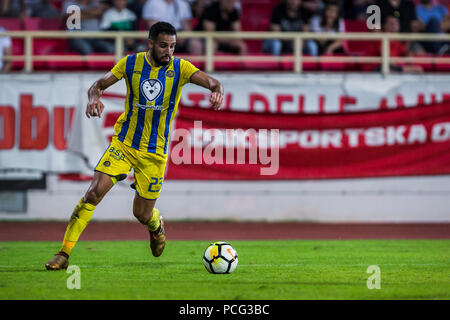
147, 208, 161, 232
60, 198, 96, 256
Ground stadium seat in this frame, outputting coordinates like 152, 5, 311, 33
51, 0, 64, 11
214, 52, 242, 71
33, 39, 68, 70
23, 18, 64, 30
85, 53, 115, 70
342, 19, 372, 57
343, 39, 375, 56
190, 59, 205, 71
246, 12, 270, 52
181, 55, 205, 70
343, 19, 368, 32
359, 61, 379, 72
280, 54, 319, 71
23, 18, 41, 30
33, 58, 48, 71
9, 38, 69, 71
242, 53, 279, 71
40, 18, 64, 30
319, 53, 355, 71
241, 0, 271, 54
0, 18, 21, 30
411, 54, 434, 72
246, 39, 264, 54
394, 56, 434, 73
33, 39, 68, 55
241, 2, 272, 32
190, 17, 199, 30
433, 54, 450, 72
46, 52, 85, 71
11, 38, 24, 70
138, 19, 147, 31
241, 0, 272, 53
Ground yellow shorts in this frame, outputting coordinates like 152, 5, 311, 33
95, 136, 167, 200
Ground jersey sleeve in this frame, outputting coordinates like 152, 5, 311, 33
179, 59, 200, 86
110, 56, 127, 80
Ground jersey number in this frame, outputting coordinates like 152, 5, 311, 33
148, 177, 163, 193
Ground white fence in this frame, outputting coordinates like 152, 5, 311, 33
3, 30, 450, 74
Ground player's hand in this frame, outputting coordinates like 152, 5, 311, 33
209, 92, 223, 111
86, 99, 105, 118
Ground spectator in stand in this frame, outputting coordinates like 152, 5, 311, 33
24, 0, 59, 18
101, 0, 136, 31
415, 0, 449, 54
196, 0, 247, 55
364, 15, 423, 72
375, 0, 421, 32
1, 0, 25, 18
142, 0, 202, 54
376, 0, 422, 56
190, 0, 209, 20
309, 0, 346, 56
262, 0, 315, 56
0, 26, 11, 72
100, 0, 137, 52
128, 0, 147, 19
62, 0, 115, 55
1, 0, 59, 18
343, 0, 372, 20
440, 8, 450, 54
302, 0, 324, 22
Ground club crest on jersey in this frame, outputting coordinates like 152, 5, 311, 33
140, 78, 163, 102
166, 70, 175, 78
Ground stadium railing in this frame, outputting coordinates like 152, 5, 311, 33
2, 30, 450, 74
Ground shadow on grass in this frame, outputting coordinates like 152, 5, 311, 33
0, 268, 50, 273
81, 261, 178, 269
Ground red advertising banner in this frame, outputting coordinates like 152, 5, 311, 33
166, 102, 450, 180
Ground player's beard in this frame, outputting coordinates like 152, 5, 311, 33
153, 48, 171, 66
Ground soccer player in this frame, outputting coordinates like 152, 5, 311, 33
45, 21, 224, 270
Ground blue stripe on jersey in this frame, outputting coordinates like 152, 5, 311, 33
131, 57, 151, 149
147, 66, 167, 153
118, 54, 137, 142
163, 58, 181, 154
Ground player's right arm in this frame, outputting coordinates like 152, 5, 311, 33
86, 55, 128, 118
86, 71, 120, 118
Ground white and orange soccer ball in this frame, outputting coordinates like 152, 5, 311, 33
203, 241, 238, 274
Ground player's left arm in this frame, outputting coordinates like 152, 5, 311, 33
190, 71, 224, 111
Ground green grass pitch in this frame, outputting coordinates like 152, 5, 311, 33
0, 240, 448, 300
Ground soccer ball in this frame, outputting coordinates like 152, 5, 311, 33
203, 241, 238, 274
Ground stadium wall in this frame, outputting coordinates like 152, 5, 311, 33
1, 73, 450, 222
1, 175, 450, 222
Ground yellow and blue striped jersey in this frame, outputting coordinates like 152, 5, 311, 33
110, 52, 199, 155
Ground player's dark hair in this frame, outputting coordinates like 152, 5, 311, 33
148, 22, 177, 40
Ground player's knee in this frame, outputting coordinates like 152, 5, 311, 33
133, 207, 152, 225
84, 189, 103, 206
133, 209, 146, 224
